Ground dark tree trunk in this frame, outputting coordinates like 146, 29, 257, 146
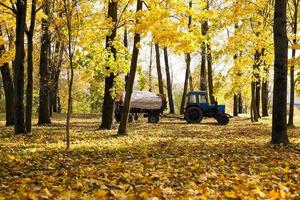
238, 93, 243, 114
57, 96, 61, 113
261, 76, 269, 117
256, 80, 261, 117
251, 81, 258, 122
38, 0, 51, 124
207, 41, 214, 103
251, 50, 261, 122
124, 29, 129, 90
180, 53, 191, 114
13, 0, 27, 134
149, 43, 153, 92
0, 75, 2, 99
100, 0, 118, 130
25, 0, 37, 133
288, 51, 296, 127
163, 47, 175, 114
54, 43, 63, 113
200, 21, 208, 91
155, 44, 164, 95
189, 73, 193, 91
0, 29, 14, 126
288, 0, 299, 127
0, 63, 14, 126
49, 41, 61, 116
26, 33, 34, 131
271, 0, 289, 144
187, 0, 193, 92
118, 0, 143, 135
233, 94, 238, 116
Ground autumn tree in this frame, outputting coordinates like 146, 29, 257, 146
62, 0, 79, 149
155, 44, 164, 95
200, 21, 208, 91
180, 0, 193, 114
100, 0, 118, 130
163, 47, 175, 114
118, 0, 143, 135
287, 0, 300, 127
25, 0, 39, 132
6, 0, 27, 134
0, 29, 14, 126
271, 0, 289, 144
38, 0, 51, 125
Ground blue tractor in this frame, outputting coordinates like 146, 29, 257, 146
184, 91, 230, 125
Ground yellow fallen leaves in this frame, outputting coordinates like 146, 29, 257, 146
0, 114, 299, 199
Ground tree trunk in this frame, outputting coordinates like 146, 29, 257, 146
149, 43, 153, 92
13, 0, 27, 134
256, 80, 261, 117
271, 0, 289, 144
155, 44, 164, 95
238, 93, 243, 114
288, 0, 299, 127
100, 0, 118, 130
0, 63, 14, 126
57, 96, 61, 113
38, 0, 51, 124
180, 53, 191, 114
200, 21, 208, 91
189, 73, 193, 91
251, 81, 258, 122
118, 0, 143, 135
233, 94, 238, 116
261, 76, 269, 117
25, 0, 37, 133
26, 33, 34, 132
187, 0, 193, 92
0, 29, 14, 126
163, 47, 175, 114
0, 75, 2, 99
54, 43, 64, 113
207, 41, 214, 103
49, 41, 61, 116
288, 51, 296, 127
124, 29, 129, 90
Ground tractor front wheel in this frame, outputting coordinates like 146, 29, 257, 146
185, 106, 203, 123
217, 114, 229, 125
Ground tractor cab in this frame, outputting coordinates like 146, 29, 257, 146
186, 91, 209, 105
184, 91, 229, 125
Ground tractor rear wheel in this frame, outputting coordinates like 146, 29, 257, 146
148, 113, 160, 123
185, 106, 203, 123
217, 114, 229, 125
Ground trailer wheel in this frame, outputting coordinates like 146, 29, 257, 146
115, 113, 134, 123
148, 113, 160, 123
128, 114, 134, 123
115, 113, 121, 123
185, 106, 203, 123
217, 114, 229, 125
134, 113, 139, 121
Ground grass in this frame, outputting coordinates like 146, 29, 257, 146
0, 114, 299, 199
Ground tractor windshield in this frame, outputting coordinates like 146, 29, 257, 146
200, 94, 207, 103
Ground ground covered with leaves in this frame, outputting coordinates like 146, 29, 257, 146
0, 114, 299, 199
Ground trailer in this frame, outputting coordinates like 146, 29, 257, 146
115, 90, 230, 125
114, 91, 167, 123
